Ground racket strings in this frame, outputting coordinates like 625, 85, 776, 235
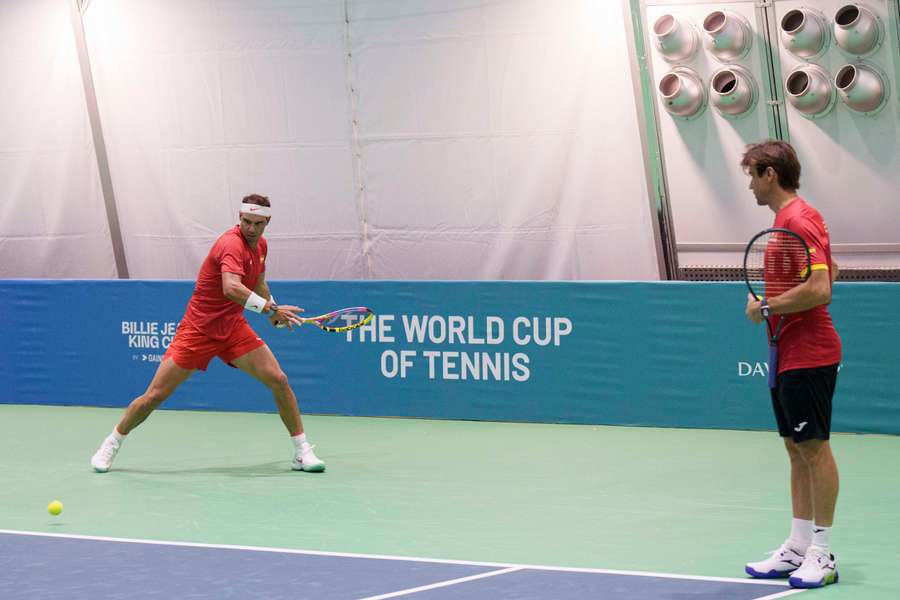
746, 232, 810, 298
315, 307, 374, 331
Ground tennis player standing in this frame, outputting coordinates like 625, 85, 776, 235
741, 141, 840, 589
90, 194, 326, 473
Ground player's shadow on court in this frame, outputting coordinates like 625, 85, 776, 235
113, 461, 292, 477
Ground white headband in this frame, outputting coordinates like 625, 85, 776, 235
240, 203, 271, 217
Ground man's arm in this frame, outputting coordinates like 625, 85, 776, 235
223, 271, 304, 327
222, 272, 273, 313
253, 273, 284, 326
764, 268, 832, 315
746, 265, 834, 322
254, 271, 273, 303
831, 260, 839, 283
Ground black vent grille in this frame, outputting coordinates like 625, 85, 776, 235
678, 267, 900, 282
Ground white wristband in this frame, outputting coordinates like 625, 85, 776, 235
244, 291, 268, 313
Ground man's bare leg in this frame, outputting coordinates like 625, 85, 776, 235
784, 438, 814, 521
91, 358, 195, 472
231, 345, 302, 436
793, 439, 839, 528
118, 358, 196, 434
232, 345, 324, 472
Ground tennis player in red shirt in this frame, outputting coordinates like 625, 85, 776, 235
91, 194, 325, 473
741, 141, 840, 589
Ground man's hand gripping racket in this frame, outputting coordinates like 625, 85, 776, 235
273, 306, 374, 333
269, 304, 305, 330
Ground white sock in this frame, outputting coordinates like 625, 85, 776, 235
291, 433, 308, 450
811, 524, 831, 550
788, 518, 813, 551
111, 427, 126, 444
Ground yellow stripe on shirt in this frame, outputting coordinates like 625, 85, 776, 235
800, 263, 829, 279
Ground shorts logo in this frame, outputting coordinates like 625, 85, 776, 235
794, 421, 808, 432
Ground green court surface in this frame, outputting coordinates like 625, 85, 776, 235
2, 404, 898, 598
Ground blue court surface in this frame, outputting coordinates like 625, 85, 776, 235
1, 530, 803, 599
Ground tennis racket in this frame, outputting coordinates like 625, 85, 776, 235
743, 227, 811, 389
278, 306, 374, 332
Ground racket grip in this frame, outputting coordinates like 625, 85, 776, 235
767, 345, 778, 389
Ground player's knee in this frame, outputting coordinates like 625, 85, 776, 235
263, 369, 289, 390
142, 387, 170, 408
794, 439, 827, 463
783, 438, 802, 459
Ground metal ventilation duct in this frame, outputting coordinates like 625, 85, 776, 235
652, 14, 699, 62
702, 10, 752, 62
835, 63, 888, 113
833, 4, 883, 56
780, 8, 829, 59
710, 66, 757, 118
785, 64, 835, 118
658, 68, 706, 118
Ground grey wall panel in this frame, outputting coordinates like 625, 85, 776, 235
774, 0, 900, 268
645, 1, 774, 268
642, 0, 900, 270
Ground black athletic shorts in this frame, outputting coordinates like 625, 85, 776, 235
771, 363, 839, 442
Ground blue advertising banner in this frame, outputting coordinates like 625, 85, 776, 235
1, 280, 897, 434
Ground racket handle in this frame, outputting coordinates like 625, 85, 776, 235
767, 345, 778, 389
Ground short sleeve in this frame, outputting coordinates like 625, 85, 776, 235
788, 215, 829, 270
216, 236, 246, 276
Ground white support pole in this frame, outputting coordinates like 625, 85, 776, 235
69, 0, 129, 278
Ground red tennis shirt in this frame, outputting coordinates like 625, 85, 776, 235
182, 225, 267, 340
769, 198, 841, 373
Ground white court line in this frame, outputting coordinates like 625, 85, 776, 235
755, 589, 807, 599
0, 529, 792, 587
356, 567, 522, 600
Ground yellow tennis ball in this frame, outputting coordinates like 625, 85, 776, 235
47, 500, 63, 516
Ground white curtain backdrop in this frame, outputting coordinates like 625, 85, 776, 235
81, 0, 363, 279
1, 0, 660, 280
0, 0, 115, 278
351, 0, 657, 279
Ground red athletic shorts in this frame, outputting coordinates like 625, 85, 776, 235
163, 318, 265, 371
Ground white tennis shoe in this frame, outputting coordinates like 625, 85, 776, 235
789, 545, 838, 588
292, 442, 325, 473
90, 436, 121, 473
745, 542, 805, 578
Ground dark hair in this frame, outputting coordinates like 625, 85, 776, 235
242, 194, 270, 207
740, 140, 801, 191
